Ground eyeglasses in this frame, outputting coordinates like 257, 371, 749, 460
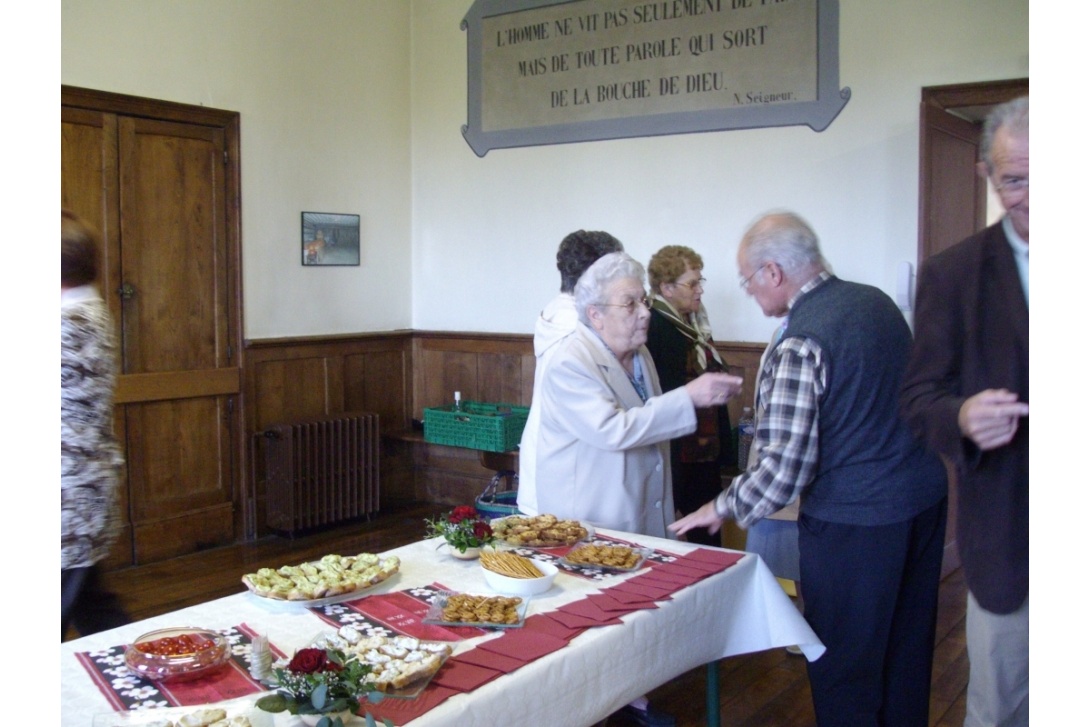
738, 264, 771, 290
597, 295, 652, 315
995, 175, 1028, 194
673, 277, 706, 291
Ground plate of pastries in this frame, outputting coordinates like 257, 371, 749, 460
560, 543, 650, 572
241, 552, 400, 605
491, 513, 591, 547
422, 591, 529, 629
312, 628, 453, 697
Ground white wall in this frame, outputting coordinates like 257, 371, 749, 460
61, 0, 414, 339
60, 0, 1028, 343
410, 0, 1028, 342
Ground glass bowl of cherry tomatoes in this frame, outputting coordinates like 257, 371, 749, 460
124, 627, 230, 682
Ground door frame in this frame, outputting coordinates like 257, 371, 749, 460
61, 85, 247, 547
918, 78, 1029, 265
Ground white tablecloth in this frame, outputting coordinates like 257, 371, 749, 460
62, 531, 823, 727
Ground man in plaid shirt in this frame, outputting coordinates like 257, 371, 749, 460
672, 212, 948, 727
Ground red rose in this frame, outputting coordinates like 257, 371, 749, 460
449, 506, 477, 524
288, 648, 329, 674
473, 521, 492, 540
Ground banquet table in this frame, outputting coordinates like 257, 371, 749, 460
61, 529, 823, 727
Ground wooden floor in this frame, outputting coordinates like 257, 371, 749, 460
75, 502, 969, 727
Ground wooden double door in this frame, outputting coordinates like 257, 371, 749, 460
61, 86, 243, 566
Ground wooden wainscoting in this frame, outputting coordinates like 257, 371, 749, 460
407, 332, 535, 506
411, 331, 536, 417
242, 331, 766, 539
242, 332, 414, 538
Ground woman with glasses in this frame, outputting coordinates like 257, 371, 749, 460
645, 246, 732, 547
528, 252, 743, 540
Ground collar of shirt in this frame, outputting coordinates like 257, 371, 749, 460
785, 270, 833, 313
1001, 215, 1029, 305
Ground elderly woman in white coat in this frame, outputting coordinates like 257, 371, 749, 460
531, 252, 743, 539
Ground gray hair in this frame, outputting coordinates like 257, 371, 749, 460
980, 96, 1028, 174
740, 211, 827, 278
574, 252, 646, 326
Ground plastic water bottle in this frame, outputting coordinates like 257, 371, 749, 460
737, 406, 755, 470
453, 391, 463, 412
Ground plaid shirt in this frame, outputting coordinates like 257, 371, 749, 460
715, 272, 832, 528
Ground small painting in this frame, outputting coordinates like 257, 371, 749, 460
302, 212, 360, 266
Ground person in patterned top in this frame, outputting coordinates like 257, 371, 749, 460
61, 209, 128, 639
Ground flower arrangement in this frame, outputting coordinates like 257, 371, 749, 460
255, 647, 390, 727
425, 505, 496, 553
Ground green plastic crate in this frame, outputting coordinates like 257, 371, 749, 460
423, 401, 529, 452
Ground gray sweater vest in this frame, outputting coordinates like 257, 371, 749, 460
781, 277, 945, 526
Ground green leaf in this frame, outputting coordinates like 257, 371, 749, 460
311, 682, 329, 710
255, 693, 291, 713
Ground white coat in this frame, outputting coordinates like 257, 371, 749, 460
532, 322, 697, 538
517, 292, 578, 517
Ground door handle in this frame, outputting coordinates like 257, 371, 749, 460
118, 283, 136, 300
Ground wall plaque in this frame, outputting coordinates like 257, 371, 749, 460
461, 0, 851, 156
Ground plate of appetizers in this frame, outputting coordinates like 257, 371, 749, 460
309, 629, 453, 698
241, 552, 400, 606
490, 514, 593, 547
560, 543, 651, 572
421, 591, 529, 629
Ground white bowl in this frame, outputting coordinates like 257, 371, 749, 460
481, 559, 558, 596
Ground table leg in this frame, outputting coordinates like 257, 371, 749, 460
706, 661, 720, 726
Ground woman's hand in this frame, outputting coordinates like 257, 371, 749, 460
684, 372, 743, 407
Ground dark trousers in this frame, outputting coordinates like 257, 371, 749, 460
62, 565, 130, 640
800, 498, 947, 727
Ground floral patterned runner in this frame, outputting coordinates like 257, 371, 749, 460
75, 623, 282, 713
310, 582, 489, 642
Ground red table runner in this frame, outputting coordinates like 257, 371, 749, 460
76, 623, 282, 713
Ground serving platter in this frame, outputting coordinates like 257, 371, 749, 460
244, 572, 400, 609
421, 591, 530, 629
241, 553, 400, 606
309, 631, 451, 699
560, 544, 652, 573
489, 514, 595, 548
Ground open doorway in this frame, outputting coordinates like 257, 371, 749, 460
918, 78, 1029, 265
916, 78, 1028, 577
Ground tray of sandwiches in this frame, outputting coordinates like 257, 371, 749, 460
241, 552, 400, 606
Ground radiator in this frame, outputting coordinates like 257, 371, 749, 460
263, 411, 380, 535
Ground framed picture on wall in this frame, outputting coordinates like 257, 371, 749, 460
301, 212, 361, 266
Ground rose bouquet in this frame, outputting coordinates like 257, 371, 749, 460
255, 647, 390, 727
424, 505, 496, 553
